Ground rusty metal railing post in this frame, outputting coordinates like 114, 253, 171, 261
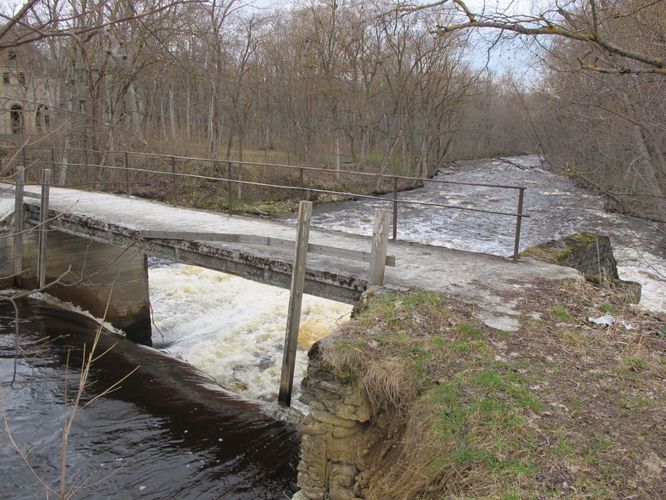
392, 176, 398, 241
124, 152, 130, 197
226, 160, 233, 215
299, 166, 305, 200
170, 156, 177, 201
13, 167, 24, 287
38, 169, 51, 288
513, 187, 525, 261
50, 148, 56, 184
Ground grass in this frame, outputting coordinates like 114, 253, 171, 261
317, 281, 666, 498
600, 301, 620, 314
216, 199, 298, 216
549, 305, 572, 322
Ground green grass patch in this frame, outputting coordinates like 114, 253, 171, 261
549, 306, 572, 322
621, 356, 647, 373
456, 321, 485, 339
217, 199, 298, 216
600, 301, 619, 314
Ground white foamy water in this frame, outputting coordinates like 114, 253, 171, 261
148, 263, 352, 404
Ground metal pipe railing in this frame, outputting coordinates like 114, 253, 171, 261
15, 146, 529, 260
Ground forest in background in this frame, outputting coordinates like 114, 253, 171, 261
0, 0, 664, 220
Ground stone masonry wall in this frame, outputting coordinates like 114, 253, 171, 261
295, 341, 382, 500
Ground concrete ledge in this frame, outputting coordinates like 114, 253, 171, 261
25, 205, 367, 304
4, 226, 152, 345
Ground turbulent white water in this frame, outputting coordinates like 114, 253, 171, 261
148, 264, 352, 405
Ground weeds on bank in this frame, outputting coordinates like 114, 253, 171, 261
322, 282, 666, 498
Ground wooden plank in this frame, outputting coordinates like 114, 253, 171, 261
278, 200, 312, 406
369, 208, 391, 285
140, 230, 396, 266
38, 169, 51, 288
13, 168, 24, 287
2, 186, 40, 199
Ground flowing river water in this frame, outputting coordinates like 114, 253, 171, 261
1, 155, 664, 498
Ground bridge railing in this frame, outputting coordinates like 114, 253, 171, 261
8, 146, 529, 260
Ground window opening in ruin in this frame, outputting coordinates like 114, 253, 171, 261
11, 105, 23, 135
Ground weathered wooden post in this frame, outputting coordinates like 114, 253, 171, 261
369, 208, 391, 286
13, 167, 24, 287
278, 200, 312, 406
512, 187, 525, 261
38, 169, 51, 288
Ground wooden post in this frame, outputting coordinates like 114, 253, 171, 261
38, 169, 51, 288
13, 167, 24, 287
278, 200, 313, 406
124, 152, 130, 197
512, 187, 525, 261
369, 208, 391, 286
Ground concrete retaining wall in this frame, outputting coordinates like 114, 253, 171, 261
2, 226, 152, 345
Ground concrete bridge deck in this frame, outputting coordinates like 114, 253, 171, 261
1, 185, 580, 330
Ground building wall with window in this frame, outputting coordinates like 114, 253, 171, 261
0, 46, 54, 137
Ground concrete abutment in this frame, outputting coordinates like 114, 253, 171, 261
3, 226, 152, 345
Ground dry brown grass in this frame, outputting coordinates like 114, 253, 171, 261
320, 283, 666, 498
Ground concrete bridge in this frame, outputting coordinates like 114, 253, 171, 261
1, 180, 580, 347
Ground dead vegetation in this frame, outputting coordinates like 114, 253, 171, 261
320, 281, 665, 498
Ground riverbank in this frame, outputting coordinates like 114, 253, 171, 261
297, 283, 665, 498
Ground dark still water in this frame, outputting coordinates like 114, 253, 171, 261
0, 298, 299, 499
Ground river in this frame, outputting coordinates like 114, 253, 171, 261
1, 155, 663, 498
0, 298, 300, 499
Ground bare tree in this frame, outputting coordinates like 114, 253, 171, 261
417, 0, 665, 75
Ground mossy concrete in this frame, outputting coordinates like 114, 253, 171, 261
522, 231, 641, 303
